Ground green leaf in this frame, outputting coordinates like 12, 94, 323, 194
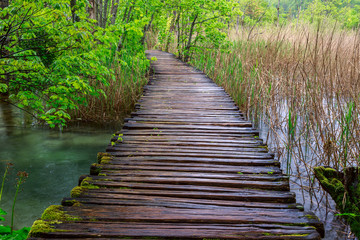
0, 83, 8, 93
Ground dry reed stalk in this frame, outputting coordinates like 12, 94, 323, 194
71, 63, 148, 124
189, 22, 360, 238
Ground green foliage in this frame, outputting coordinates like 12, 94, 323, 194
1, 0, 360, 128
157, 0, 240, 61
266, 0, 360, 29
0, 226, 30, 240
0, 0, 113, 127
0, 208, 6, 222
0, 0, 152, 127
0, 165, 29, 240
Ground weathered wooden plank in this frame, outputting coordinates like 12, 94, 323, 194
83, 178, 289, 190
94, 163, 282, 174
132, 109, 243, 115
29, 222, 321, 239
50, 206, 323, 232
29, 49, 323, 240
109, 141, 264, 149
89, 171, 283, 181
108, 151, 275, 160
126, 117, 247, 124
123, 123, 259, 131
102, 157, 281, 167
76, 188, 295, 203
116, 131, 256, 138
116, 130, 254, 138
107, 144, 268, 153
107, 146, 269, 155
116, 135, 263, 144
63, 196, 298, 209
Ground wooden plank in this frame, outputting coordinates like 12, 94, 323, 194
107, 144, 268, 153
109, 141, 264, 149
89, 171, 284, 181
83, 178, 289, 190
103, 157, 281, 167
54, 206, 322, 231
77, 188, 295, 203
83, 179, 290, 194
29, 222, 321, 239
127, 117, 247, 124
29, 49, 323, 240
63, 196, 298, 209
109, 151, 275, 160
108, 146, 268, 155
96, 163, 282, 174
116, 130, 254, 138
117, 136, 263, 143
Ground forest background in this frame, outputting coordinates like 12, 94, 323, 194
1, 0, 360, 239
1, 0, 360, 127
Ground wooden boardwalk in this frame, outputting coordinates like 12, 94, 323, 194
28, 50, 324, 239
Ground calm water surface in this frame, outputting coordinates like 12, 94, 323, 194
0, 101, 118, 229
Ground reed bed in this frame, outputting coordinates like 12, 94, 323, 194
70, 56, 148, 124
189, 23, 360, 238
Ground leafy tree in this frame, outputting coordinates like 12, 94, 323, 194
158, 0, 240, 61
0, 0, 112, 127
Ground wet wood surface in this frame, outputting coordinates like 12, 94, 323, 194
28, 50, 324, 239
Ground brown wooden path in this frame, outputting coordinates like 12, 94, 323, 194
28, 50, 324, 239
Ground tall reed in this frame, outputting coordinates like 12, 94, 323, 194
189, 22, 360, 237
70, 56, 149, 124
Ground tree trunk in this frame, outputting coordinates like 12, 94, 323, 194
110, 0, 120, 25
165, 12, 177, 52
184, 13, 198, 62
141, 12, 155, 46
117, 6, 133, 52
97, 0, 103, 27
102, 0, 109, 28
70, 0, 80, 23
0, 0, 8, 9
176, 11, 181, 59
0, 0, 9, 9
88, 0, 96, 20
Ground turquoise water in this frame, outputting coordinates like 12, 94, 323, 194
0, 101, 117, 229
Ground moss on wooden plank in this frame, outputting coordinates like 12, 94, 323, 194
29, 205, 81, 237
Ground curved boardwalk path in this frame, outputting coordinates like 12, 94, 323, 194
28, 50, 324, 239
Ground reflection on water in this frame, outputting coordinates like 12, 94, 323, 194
0, 101, 117, 229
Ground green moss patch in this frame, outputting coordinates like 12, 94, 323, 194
97, 152, 113, 164
70, 186, 86, 198
62, 199, 81, 207
90, 163, 102, 175
29, 205, 83, 237
28, 220, 57, 237
42, 205, 81, 221
97, 152, 112, 162
314, 166, 360, 237
28, 218, 71, 237
70, 184, 99, 198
